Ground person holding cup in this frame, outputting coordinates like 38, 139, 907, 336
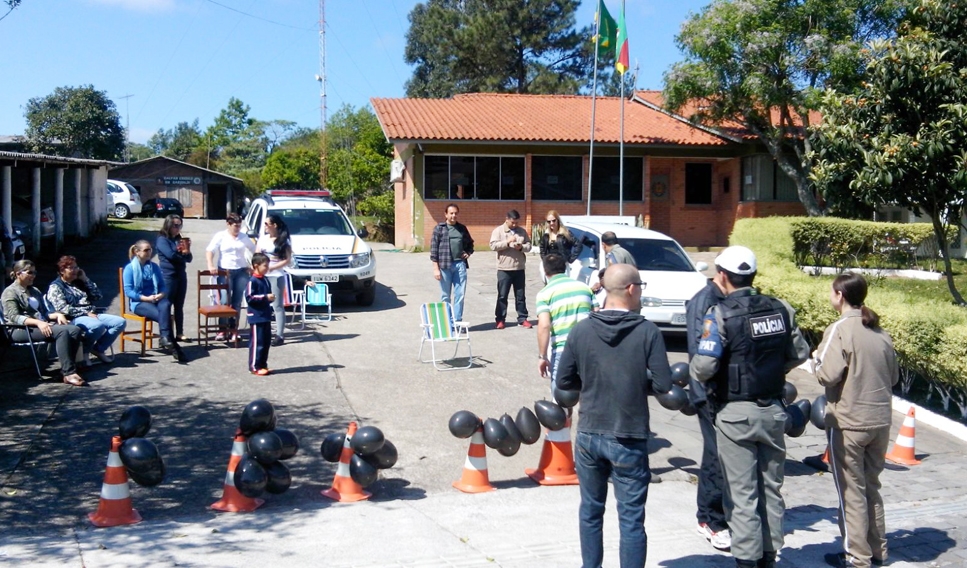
156, 214, 192, 343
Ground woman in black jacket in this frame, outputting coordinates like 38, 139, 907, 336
156, 214, 192, 342
539, 210, 583, 264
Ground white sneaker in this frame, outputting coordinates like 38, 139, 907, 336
697, 523, 731, 551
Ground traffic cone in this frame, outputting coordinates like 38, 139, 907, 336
452, 425, 494, 493
802, 445, 830, 472
211, 434, 265, 512
88, 436, 142, 527
525, 418, 579, 486
886, 408, 921, 465
322, 421, 371, 502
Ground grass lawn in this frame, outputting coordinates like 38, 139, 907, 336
862, 258, 967, 305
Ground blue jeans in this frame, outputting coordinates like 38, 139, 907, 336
134, 299, 172, 340
218, 268, 249, 329
438, 261, 467, 322
575, 431, 651, 568
72, 314, 127, 354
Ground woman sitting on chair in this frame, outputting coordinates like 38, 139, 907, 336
122, 239, 184, 362
47, 255, 126, 366
1, 259, 85, 386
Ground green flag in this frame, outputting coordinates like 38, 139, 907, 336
595, 0, 617, 55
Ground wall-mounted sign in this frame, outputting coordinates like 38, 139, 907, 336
157, 176, 202, 186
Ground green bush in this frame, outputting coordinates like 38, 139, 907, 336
731, 217, 967, 392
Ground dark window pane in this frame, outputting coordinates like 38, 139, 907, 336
476, 157, 500, 200
501, 157, 525, 200
532, 156, 582, 200
424, 156, 449, 200
450, 156, 474, 199
685, 163, 712, 205
590, 157, 643, 201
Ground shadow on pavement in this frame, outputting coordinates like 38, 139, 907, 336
658, 553, 733, 567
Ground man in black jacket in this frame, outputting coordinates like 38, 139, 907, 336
557, 263, 672, 568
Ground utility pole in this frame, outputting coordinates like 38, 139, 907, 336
316, 0, 327, 189
119, 94, 134, 162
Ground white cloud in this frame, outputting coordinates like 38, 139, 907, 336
86, 0, 177, 13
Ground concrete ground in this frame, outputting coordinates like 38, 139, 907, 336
0, 218, 964, 567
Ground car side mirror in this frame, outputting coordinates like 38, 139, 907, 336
695, 261, 709, 271
357, 227, 369, 239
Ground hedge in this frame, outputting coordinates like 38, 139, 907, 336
731, 217, 967, 391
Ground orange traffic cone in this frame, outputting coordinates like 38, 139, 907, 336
525, 418, 579, 486
452, 425, 494, 493
88, 436, 142, 527
211, 434, 265, 512
803, 445, 830, 472
322, 422, 372, 502
886, 407, 921, 465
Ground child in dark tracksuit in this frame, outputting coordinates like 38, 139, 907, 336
246, 253, 274, 376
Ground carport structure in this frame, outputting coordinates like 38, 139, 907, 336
0, 151, 115, 256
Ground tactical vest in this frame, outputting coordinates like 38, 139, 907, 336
710, 290, 791, 405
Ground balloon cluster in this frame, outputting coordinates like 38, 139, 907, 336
320, 425, 398, 488
655, 362, 696, 415
448, 390, 577, 457
117, 406, 166, 487
234, 399, 300, 498
782, 387, 829, 437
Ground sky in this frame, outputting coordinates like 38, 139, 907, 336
0, 0, 711, 145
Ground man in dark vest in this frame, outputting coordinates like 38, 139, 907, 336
690, 246, 810, 568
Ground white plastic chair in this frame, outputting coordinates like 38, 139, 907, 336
418, 302, 471, 371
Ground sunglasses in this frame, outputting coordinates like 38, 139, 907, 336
546, 219, 558, 223
19, 270, 36, 275
139, 248, 153, 253
228, 222, 241, 226
172, 223, 183, 228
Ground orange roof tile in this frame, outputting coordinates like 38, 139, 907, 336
370, 93, 732, 147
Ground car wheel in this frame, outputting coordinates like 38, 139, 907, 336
114, 204, 130, 219
356, 287, 376, 306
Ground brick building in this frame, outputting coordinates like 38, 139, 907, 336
371, 92, 806, 249
109, 156, 243, 219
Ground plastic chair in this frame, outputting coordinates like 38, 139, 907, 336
282, 273, 305, 328
197, 270, 239, 347
418, 302, 472, 371
302, 282, 332, 327
118, 267, 158, 355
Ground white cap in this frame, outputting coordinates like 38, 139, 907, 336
715, 246, 757, 275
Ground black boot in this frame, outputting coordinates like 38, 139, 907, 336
736, 560, 757, 568
173, 343, 187, 363
758, 551, 777, 568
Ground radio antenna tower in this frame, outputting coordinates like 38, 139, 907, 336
316, 0, 328, 188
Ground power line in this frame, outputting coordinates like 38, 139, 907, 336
360, 1, 404, 86
325, 21, 380, 97
202, 0, 315, 31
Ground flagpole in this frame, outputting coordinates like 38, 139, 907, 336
618, 0, 626, 217
587, 6, 602, 217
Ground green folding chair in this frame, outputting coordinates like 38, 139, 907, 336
418, 302, 472, 371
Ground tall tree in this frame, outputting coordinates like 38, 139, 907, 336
1, 0, 23, 23
23, 85, 125, 160
148, 119, 204, 162
206, 97, 255, 158
662, 0, 910, 216
262, 148, 321, 190
405, 0, 591, 97
810, 0, 967, 304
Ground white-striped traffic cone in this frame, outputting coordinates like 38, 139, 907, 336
88, 436, 142, 527
525, 418, 579, 485
321, 421, 371, 502
885, 408, 921, 465
211, 434, 265, 512
452, 426, 494, 493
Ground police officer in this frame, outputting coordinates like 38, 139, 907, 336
690, 246, 810, 568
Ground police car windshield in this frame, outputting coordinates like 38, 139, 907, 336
277, 209, 355, 236
622, 239, 696, 272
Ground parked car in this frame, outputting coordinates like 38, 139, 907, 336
106, 179, 143, 219
7, 225, 26, 261
141, 198, 184, 218
563, 220, 709, 334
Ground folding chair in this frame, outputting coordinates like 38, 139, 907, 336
418, 302, 472, 371
282, 273, 305, 329
0, 314, 45, 378
118, 267, 158, 355
197, 270, 240, 348
301, 282, 332, 326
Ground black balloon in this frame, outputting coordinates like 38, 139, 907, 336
349, 453, 379, 487
782, 382, 798, 405
128, 463, 166, 487
233, 455, 267, 498
320, 432, 346, 463
786, 405, 807, 437
497, 414, 522, 457
670, 362, 690, 387
264, 461, 292, 494
657, 384, 688, 411
793, 398, 811, 422
448, 410, 480, 439
482, 418, 509, 449
275, 428, 300, 460
680, 400, 697, 417
553, 386, 580, 408
239, 399, 276, 436
810, 395, 827, 430
118, 406, 152, 440
362, 439, 398, 469
497, 435, 521, 457
514, 407, 542, 445
248, 431, 283, 465
351, 426, 385, 456
534, 400, 567, 430
120, 438, 165, 487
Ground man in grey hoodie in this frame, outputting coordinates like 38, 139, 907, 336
557, 263, 672, 568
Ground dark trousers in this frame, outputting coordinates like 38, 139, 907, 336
248, 321, 271, 371
11, 324, 82, 375
218, 268, 249, 330
696, 402, 729, 531
163, 272, 188, 336
495, 269, 528, 323
134, 299, 173, 340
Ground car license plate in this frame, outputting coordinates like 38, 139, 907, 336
312, 274, 339, 283
671, 313, 687, 325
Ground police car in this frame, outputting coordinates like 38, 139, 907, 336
563, 220, 709, 333
242, 190, 377, 306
